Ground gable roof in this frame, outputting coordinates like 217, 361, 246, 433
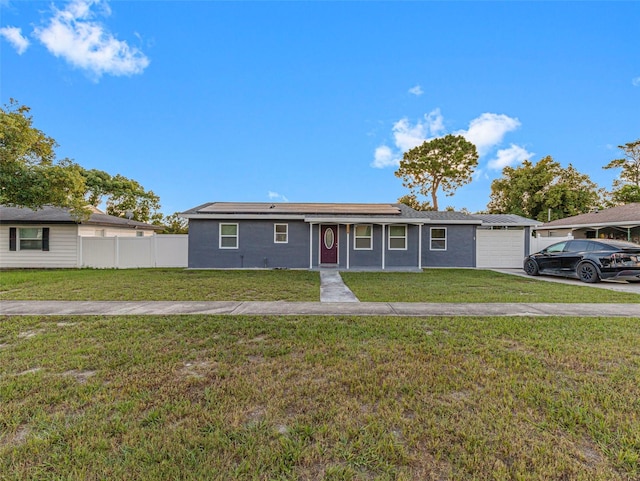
472, 213, 541, 227
540, 203, 640, 228
181, 202, 482, 224
0, 205, 163, 231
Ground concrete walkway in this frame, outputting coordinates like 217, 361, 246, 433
320, 270, 359, 302
1, 300, 639, 317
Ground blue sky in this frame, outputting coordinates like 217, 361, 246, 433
1, 0, 639, 216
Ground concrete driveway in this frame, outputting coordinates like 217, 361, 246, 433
492, 269, 640, 295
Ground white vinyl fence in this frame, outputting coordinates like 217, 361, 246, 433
80, 235, 188, 268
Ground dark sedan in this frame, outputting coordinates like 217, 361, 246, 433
523, 239, 640, 283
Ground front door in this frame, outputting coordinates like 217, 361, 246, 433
320, 225, 338, 264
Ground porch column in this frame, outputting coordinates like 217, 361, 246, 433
309, 223, 313, 269
381, 224, 386, 270
418, 223, 423, 269
346, 224, 350, 270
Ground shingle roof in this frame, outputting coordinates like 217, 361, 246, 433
181, 202, 482, 223
472, 214, 541, 226
541, 203, 640, 228
0, 205, 162, 231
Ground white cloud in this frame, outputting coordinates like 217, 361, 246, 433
268, 191, 289, 202
33, 0, 149, 79
457, 113, 521, 156
0, 26, 30, 54
408, 85, 423, 96
372, 145, 398, 168
372, 109, 523, 170
632, 77, 640, 87
487, 144, 533, 170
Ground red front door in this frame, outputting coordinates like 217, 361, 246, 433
320, 225, 338, 264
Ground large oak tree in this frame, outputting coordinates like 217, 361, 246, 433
603, 139, 640, 204
395, 134, 478, 211
487, 156, 602, 222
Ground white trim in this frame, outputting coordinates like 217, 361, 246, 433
353, 224, 373, 250
274, 223, 288, 243
430, 227, 447, 251
388, 224, 407, 250
219, 222, 239, 249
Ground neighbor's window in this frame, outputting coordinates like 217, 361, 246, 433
219, 223, 238, 249
274, 223, 288, 243
430, 227, 447, 250
20, 228, 44, 250
354, 224, 373, 250
136, 231, 145, 237
388, 225, 407, 250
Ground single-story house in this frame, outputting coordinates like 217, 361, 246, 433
534, 203, 640, 244
0, 205, 163, 268
181, 202, 540, 270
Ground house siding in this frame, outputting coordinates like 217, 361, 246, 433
0, 224, 79, 268
77, 225, 153, 237
422, 224, 476, 267
188, 219, 310, 269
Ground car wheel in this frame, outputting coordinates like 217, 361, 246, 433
524, 259, 539, 276
577, 262, 600, 283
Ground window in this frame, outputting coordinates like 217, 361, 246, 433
219, 223, 238, 249
430, 228, 447, 251
9, 227, 50, 251
354, 224, 373, 250
274, 224, 288, 243
136, 231, 144, 237
388, 225, 407, 250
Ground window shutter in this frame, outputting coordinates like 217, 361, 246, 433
9, 228, 16, 251
42, 228, 50, 251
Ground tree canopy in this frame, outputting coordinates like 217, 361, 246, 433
0, 100, 89, 219
1, 100, 162, 223
395, 134, 478, 211
487, 156, 603, 222
603, 139, 640, 204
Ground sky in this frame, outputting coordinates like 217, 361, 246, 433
1, 0, 639, 216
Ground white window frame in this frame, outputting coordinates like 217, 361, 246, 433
219, 223, 239, 249
430, 227, 447, 251
353, 224, 373, 250
388, 224, 407, 250
274, 223, 288, 243
19, 227, 44, 250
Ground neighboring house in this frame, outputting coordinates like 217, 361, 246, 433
0, 205, 163, 268
534, 203, 640, 244
472, 214, 542, 268
181, 202, 538, 270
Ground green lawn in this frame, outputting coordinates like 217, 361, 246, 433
340, 269, 640, 303
0, 269, 320, 301
1, 315, 639, 480
1, 268, 638, 303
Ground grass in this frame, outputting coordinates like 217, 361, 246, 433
340, 269, 640, 303
1, 268, 638, 303
0, 269, 320, 301
1, 314, 639, 480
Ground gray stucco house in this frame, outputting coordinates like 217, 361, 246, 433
181, 202, 485, 270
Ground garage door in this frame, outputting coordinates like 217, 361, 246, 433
476, 229, 525, 268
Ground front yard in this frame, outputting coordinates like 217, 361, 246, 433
1, 314, 639, 480
1, 268, 638, 303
